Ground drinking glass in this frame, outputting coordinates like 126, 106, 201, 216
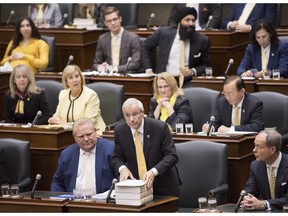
175, 123, 184, 134
272, 69, 280, 80
283, 204, 288, 212
208, 197, 217, 212
1, 183, 10, 197
263, 69, 271, 79
205, 67, 213, 78
185, 123, 193, 134
73, 188, 83, 200
10, 184, 19, 198
198, 197, 207, 211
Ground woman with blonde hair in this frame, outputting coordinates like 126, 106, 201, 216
148, 72, 193, 131
4, 64, 50, 124
48, 65, 106, 135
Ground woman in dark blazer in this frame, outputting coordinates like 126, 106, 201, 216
148, 72, 193, 131
4, 64, 51, 124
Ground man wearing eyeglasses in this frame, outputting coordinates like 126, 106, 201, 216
93, 6, 140, 73
203, 75, 264, 133
112, 98, 181, 196
51, 117, 117, 194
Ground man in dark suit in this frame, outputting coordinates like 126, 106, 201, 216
168, 4, 222, 29
223, 3, 277, 32
93, 6, 140, 73
241, 129, 288, 211
51, 117, 117, 194
112, 98, 180, 196
203, 75, 264, 133
0, 149, 10, 186
141, 7, 210, 88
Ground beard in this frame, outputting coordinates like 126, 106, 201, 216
179, 24, 195, 40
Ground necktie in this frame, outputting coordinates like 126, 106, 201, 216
232, 106, 240, 126
84, 152, 94, 193
86, 7, 92, 19
37, 4, 44, 20
238, 3, 255, 25
262, 48, 268, 70
134, 130, 147, 180
112, 35, 120, 67
269, 165, 275, 199
179, 40, 185, 88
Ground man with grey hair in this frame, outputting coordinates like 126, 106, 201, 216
51, 117, 117, 194
241, 129, 288, 211
112, 98, 180, 196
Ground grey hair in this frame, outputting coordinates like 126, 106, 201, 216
72, 117, 95, 136
261, 129, 282, 151
122, 98, 144, 112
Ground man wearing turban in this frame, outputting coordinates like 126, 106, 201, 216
141, 7, 211, 88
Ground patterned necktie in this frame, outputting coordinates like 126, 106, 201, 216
269, 165, 275, 199
262, 48, 268, 70
84, 152, 94, 193
37, 5, 44, 20
179, 40, 185, 88
112, 35, 120, 67
232, 106, 240, 126
134, 130, 147, 180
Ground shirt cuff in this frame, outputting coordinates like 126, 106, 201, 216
119, 165, 127, 173
151, 168, 158, 176
264, 200, 272, 211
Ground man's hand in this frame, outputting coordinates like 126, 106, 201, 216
241, 193, 266, 210
119, 167, 135, 182
143, 170, 155, 190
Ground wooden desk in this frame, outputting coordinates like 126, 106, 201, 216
191, 77, 258, 93
103, 131, 255, 203
35, 73, 154, 113
67, 196, 178, 212
256, 79, 288, 95
0, 126, 74, 191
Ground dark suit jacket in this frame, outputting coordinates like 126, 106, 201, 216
223, 4, 277, 28
214, 93, 264, 132
141, 26, 210, 86
50, 138, 117, 193
0, 149, 10, 186
168, 4, 222, 29
245, 153, 288, 210
112, 117, 180, 196
93, 29, 141, 73
148, 96, 193, 131
237, 41, 288, 78
4, 91, 51, 125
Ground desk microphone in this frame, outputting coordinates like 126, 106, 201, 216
123, 57, 132, 76
207, 115, 215, 136
106, 178, 117, 204
224, 59, 234, 78
205, 15, 213, 30
31, 111, 42, 127
234, 190, 247, 212
31, 174, 41, 199
146, 13, 155, 30
62, 13, 68, 26
66, 55, 74, 67
6, 10, 15, 28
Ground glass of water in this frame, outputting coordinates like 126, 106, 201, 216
208, 197, 217, 212
175, 123, 184, 134
198, 197, 208, 211
205, 67, 213, 78
272, 69, 280, 80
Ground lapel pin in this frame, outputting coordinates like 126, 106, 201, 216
147, 135, 150, 138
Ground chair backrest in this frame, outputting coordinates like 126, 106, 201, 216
0, 138, 31, 192
41, 35, 56, 72
58, 3, 74, 25
183, 87, 220, 132
106, 3, 138, 28
86, 82, 124, 126
251, 91, 288, 135
36, 80, 64, 115
175, 141, 228, 209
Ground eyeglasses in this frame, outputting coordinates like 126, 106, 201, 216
124, 111, 142, 119
221, 91, 237, 97
105, 17, 119, 24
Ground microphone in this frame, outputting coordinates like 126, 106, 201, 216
106, 178, 118, 204
146, 13, 155, 30
224, 59, 234, 78
234, 190, 247, 212
205, 15, 213, 30
207, 115, 215, 136
66, 55, 74, 67
31, 110, 42, 127
123, 57, 132, 76
62, 13, 68, 26
6, 10, 15, 28
31, 174, 41, 199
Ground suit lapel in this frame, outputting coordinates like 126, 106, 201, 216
275, 155, 288, 197
143, 118, 151, 161
95, 141, 103, 192
240, 94, 248, 125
